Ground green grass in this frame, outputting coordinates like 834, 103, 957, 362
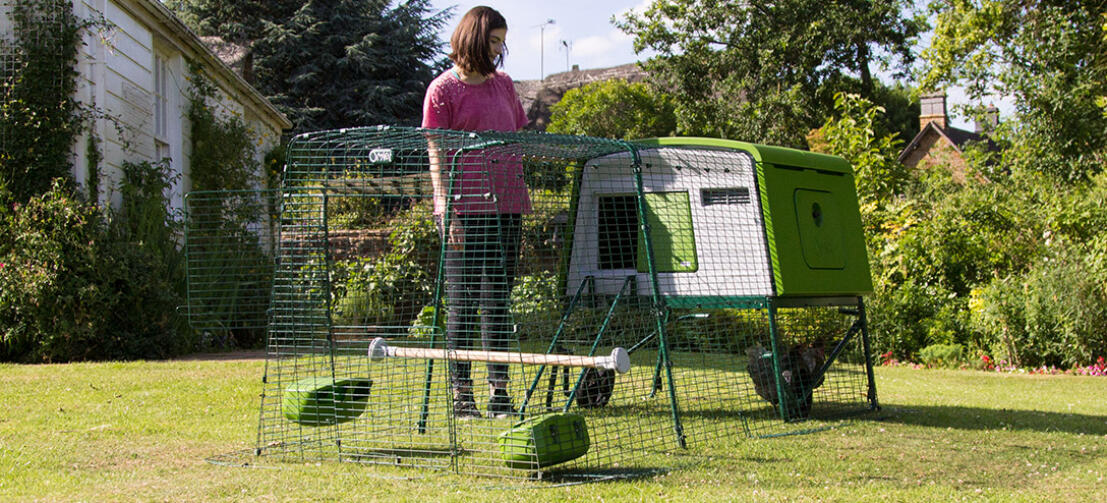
1, 358, 1105, 502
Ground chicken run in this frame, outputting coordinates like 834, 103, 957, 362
186, 127, 879, 481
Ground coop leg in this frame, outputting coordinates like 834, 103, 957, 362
858, 297, 880, 411
521, 277, 593, 416
811, 313, 864, 393
659, 325, 687, 449
766, 304, 793, 422
563, 276, 633, 412
648, 352, 664, 398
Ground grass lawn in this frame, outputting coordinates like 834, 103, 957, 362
1, 356, 1104, 502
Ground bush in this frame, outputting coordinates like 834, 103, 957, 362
918, 343, 965, 368
971, 245, 1107, 368
331, 202, 438, 327
0, 173, 191, 362
547, 79, 677, 139
867, 279, 971, 361
408, 304, 445, 338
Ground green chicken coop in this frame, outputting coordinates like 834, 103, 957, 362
185, 126, 878, 481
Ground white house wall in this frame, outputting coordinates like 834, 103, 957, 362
0, 3, 12, 44
2, 0, 285, 211
568, 147, 774, 299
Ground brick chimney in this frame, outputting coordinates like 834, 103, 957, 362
975, 104, 1000, 134
919, 92, 948, 130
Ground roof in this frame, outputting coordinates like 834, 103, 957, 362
514, 63, 648, 130
119, 0, 292, 130
897, 121, 996, 163
636, 137, 853, 175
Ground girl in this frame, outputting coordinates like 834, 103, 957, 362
422, 6, 529, 419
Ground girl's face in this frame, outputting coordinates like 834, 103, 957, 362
489, 28, 507, 59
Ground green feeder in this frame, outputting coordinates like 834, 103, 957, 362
498, 413, 590, 469
282, 377, 372, 426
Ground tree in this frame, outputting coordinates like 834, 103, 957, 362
170, 0, 449, 133
921, 0, 1107, 182
252, 0, 447, 132
165, 0, 302, 47
547, 80, 677, 139
818, 93, 910, 209
616, 0, 925, 147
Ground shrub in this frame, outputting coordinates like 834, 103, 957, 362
331, 202, 438, 327
918, 343, 965, 368
971, 245, 1107, 368
867, 279, 971, 361
547, 79, 677, 139
0, 171, 191, 362
408, 304, 445, 339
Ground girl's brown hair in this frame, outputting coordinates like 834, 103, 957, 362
449, 6, 507, 76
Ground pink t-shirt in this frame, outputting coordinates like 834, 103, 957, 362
422, 70, 531, 214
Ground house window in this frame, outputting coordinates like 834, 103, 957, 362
597, 195, 638, 270
701, 187, 751, 206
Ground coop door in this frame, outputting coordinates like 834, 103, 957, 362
793, 189, 846, 270
636, 191, 698, 273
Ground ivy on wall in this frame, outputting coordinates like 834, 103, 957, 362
185, 64, 261, 192
0, 0, 100, 202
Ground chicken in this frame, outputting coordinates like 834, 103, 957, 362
746, 342, 826, 419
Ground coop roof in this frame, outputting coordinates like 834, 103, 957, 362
635, 137, 853, 174
283, 127, 852, 184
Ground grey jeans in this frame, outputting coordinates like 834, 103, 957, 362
443, 213, 521, 393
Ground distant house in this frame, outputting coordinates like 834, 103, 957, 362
514, 63, 648, 131
0, 0, 291, 210
898, 93, 997, 184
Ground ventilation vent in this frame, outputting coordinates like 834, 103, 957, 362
701, 187, 751, 206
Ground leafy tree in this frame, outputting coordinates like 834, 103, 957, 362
921, 0, 1107, 182
547, 79, 677, 139
818, 93, 910, 208
869, 81, 920, 143
617, 0, 925, 147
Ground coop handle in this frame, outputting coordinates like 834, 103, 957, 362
368, 338, 631, 374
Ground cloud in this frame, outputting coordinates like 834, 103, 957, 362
619, 0, 654, 17
574, 29, 633, 58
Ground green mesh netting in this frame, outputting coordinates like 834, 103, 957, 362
187, 126, 878, 481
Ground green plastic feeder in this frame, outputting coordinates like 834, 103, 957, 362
498, 413, 590, 469
282, 377, 372, 426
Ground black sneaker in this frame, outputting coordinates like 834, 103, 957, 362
488, 394, 517, 419
454, 400, 482, 419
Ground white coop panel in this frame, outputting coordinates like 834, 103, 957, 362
568, 147, 773, 299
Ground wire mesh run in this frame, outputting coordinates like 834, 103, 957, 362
184, 190, 278, 348
187, 126, 878, 480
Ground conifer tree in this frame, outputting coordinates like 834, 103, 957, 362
170, 0, 448, 132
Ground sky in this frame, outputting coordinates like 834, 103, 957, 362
426, 0, 653, 81
427, 1, 1010, 130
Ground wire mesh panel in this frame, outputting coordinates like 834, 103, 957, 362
184, 190, 278, 348
192, 126, 878, 480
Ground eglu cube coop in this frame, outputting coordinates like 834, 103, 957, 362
185, 126, 878, 480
